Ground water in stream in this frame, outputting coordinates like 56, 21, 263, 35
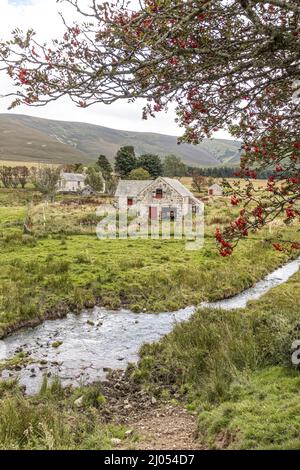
0, 257, 299, 394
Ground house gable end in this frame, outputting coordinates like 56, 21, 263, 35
138, 177, 185, 201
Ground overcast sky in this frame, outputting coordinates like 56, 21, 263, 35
0, 0, 232, 139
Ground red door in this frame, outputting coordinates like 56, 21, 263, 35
149, 206, 158, 220
209, 189, 213, 195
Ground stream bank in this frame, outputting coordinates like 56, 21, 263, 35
0, 257, 299, 395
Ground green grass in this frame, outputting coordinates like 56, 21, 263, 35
0, 378, 130, 450
0, 188, 299, 449
0, 189, 298, 336
197, 367, 300, 449
132, 266, 300, 449
0, 188, 41, 207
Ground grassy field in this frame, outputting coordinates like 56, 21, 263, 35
133, 265, 300, 449
0, 185, 299, 450
0, 188, 297, 337
180, 176, 268, 196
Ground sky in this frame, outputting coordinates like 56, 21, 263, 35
0, 0, 232, 139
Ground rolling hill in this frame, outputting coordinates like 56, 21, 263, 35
0, 113, 241, 167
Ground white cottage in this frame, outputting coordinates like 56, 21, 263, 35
115, 176, 202, 220
208, 183, 223, 196
57, 172, 105, 194
57, 172, 87, 193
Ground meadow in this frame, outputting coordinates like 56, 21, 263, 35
0, 185, 299, 450
0, 187, 297, 337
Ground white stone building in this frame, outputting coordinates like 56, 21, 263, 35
57, 172, 105, 194
208, 183, 223, 196
115, 176, 202, 220
57, 172, 87, 193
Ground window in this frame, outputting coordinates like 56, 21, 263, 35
127, 198, 133, 206
155, 188, 163, 199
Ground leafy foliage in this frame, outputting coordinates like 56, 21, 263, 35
114, 146, 137, 177
163, 155, 187, 177
96, 155, 112, 180
31, 167, 60, 200
137, 154, 163, 178
0, 166, 30, 189
128, 167, 151, 180
84, 167, 104, 192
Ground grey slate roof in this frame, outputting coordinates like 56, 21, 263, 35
115, 180, 152, 197
61, 172, 86, 182
115, 177, 201, 205
161, 177, 194, 198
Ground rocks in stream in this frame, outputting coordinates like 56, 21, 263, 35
51, 341, 63, 349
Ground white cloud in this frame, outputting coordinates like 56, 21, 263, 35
0, 0, 232, 139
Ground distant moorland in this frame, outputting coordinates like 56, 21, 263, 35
0, 114, 241, 167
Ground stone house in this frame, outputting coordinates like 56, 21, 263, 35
57, 172, 87, 193
208, 183, 223, 196
115, 176, 202, 220
57, 172, 105, 194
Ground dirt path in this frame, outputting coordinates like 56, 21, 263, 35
101, 372, 201, 450
124, 404, 201, 450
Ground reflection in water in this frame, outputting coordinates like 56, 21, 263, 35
0, 257, 299, 394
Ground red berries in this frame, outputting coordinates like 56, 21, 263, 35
153, 103, 163, 112
291, 242, 300, 250
286, 207, 296, 219
215, 228, 222, 243
168, 57, 179, 65
220, 247, 232, 257
231, 196, 239, 206
216, 229, 233, 256
18, 68, 28, 85
273, 243, 283, 252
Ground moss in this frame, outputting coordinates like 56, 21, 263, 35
51, 341, 63, 349
0, 352, 33, 373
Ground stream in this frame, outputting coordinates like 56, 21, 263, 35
0, 257, 299, 395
